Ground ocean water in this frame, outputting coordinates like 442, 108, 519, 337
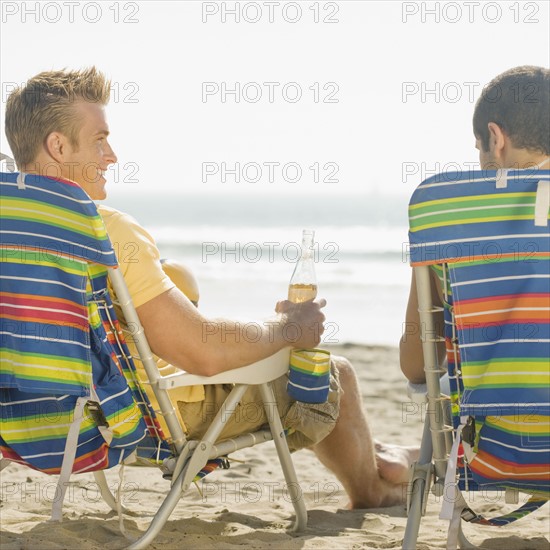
106, 193, 412, 346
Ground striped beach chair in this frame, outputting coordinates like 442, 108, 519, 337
0, 170, 172, 520
402, 168, 550, 549
0, 168, 307, 548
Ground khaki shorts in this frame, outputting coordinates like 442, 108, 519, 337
178, 363, 341, 452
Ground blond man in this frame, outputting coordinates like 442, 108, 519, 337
5, 67, 416, 508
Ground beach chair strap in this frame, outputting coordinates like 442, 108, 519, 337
459, 496, 548, 526
440, 417, 548, 548
443, 491, 548, 550
115, 462, 139, 543
51, 396, 88, 522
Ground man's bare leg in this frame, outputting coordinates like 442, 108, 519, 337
375, 441, 420, 485
311, 356, 414, 508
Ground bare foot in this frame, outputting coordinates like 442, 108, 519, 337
348, 478, 407, 509
374, 441, 420, 485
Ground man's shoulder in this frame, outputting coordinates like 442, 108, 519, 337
98, 203, 124, 220
98, 203, 156, 246
98, 204, 140, 227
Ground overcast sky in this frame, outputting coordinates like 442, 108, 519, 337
1, 1, 549, 198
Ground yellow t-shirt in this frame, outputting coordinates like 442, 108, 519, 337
98, 205, 205, 434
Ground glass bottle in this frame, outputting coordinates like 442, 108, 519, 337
288, 229, 317, 303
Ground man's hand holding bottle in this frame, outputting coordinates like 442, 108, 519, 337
275, 298, 326, 348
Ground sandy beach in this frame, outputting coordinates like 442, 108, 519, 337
1, 344, 548, 549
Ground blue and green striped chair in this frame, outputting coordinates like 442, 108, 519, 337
0, 167, 307, 548
0, 170, 172, 519
403, 168, 549, 549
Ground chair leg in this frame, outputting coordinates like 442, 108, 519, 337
131, 381, 308, 547
403, 474, 427, 550
128, 466, 187, 550
403, 417, 433, 550
176, 384, 249, 489
458, 525, 477, 549
258, 382, 308, 532
130, 384, 269, 548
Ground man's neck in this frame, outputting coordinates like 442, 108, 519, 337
20, 155, 51, 176
503, 149, 550, 170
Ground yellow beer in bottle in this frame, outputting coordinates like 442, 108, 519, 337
288, 283, 317, 303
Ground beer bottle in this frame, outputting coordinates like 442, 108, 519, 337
288, 229, 317, 303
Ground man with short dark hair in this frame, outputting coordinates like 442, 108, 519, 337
400, 65, 550, 383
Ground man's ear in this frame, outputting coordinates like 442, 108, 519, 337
44, 132, 68, 163
487, 122, 506, 155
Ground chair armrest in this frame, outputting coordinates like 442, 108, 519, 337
157, 347, 292, 390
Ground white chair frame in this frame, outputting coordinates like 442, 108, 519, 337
107, 268, 307, 549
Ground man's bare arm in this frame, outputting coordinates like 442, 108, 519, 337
399, 270, 446, 383
136, 287, 326, 376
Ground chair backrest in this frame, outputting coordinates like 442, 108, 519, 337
0, 171, 167, 473
408, 169, 550, 495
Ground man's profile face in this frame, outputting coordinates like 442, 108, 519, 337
60, 101, 117, 200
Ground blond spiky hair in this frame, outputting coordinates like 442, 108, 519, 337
5, 67, 111, 167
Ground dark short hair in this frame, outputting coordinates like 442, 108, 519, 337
473, 66, 549, 155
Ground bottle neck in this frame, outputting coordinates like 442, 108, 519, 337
301, 230, 315, 258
